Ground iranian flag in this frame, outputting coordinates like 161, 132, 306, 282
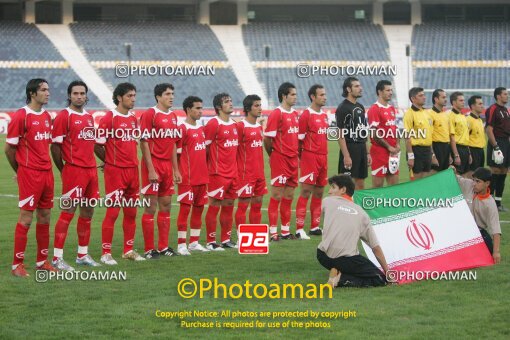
354, 169, 494, 284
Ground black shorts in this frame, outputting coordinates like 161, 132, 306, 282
487, 137, 510, 168
453, 145, 470, 175
317, 249, 387, 288
469, 147, 485, 171
339, 142, 368, 179
411, 145, 432, 174
432, 142, 450, 171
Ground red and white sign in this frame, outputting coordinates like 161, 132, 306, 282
238, 224, 269, 255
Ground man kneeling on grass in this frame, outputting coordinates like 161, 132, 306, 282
317, 175, 390, 287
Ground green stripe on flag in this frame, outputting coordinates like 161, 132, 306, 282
353, 168, 463, 222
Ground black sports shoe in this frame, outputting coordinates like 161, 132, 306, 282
221, 241, 237, 249
159, 247, 178, 257
280, 234, 297, 240
144, 249, 160, 260
270, 234, 280, 242
309, 228, 323, 236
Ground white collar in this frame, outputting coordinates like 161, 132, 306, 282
112, 109, 133, 118
153, 106, 172, 115
307, 107, 324, 115
66, 107, 89, 116
242, 119, 260, 127
23, 105, 45, 115
278, 106, 294, 114
183, 122, 201, 130
214, 116, 235, 125
375, 101, 391, 109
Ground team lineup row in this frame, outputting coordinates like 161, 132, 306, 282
5, 78, 508, 278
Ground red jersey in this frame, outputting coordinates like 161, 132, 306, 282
204, 116, 238, 178
264, 106, 299, 157
236, 119, 264, 180
298, 107, 329, 155
6, 106, 52, 170
95, 109, 138, 168
139, 106, 179, 160
51, 108, 96, 168
367, 101, 398, 150
177, 122, 208, 186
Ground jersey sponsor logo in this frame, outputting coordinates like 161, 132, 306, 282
385, 120, 396, 126
120, 123, 128, 127
250, 140, 263, 148
287, 126, 299, 134
32, 121, 40, 125
317, 127, 327, 135
250, 131, 257, 136
75, 119, 82, 125
34, 131, 51, 141
223, 130, 230, 135
336, 205, 358, 215
194, 142, 206, 151
162, 118, 168, 123
19, 195, 35, 208
223, 139, 238, 147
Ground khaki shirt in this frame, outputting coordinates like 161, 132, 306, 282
318, 195, 379, 258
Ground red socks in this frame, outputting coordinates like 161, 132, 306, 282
295, 196, 308, 231
190, 205, 204, 244
122, 207, 137, 254
280, 198, 292, 236
76, 217, 91, 258
235, 202, 249, 227
205, 205, 220, 244
177, 203, 191, 246
36, 223, 49, 264
102, 207, 120, 255
157, 211, 170, 251
141, 213, 155, 252
268, 197, 279, 236
249, 202, 262, 224
220, 205, 234, 244
310, 196, 322, 230
13, 223, 29, 268
53, 212, 74, 260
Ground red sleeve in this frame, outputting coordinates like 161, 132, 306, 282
139, 108, 154, 140
367, 104, 381, 128
176, 124, 185, 153
6, 109, 25, 146
485, 105, 496, 127
264, 109, 280, 138
51, 109, 69, 144
96, 111, 112, 145
298, 110, 309, 140
236, 121, 244, 142
204, 118, 218, 145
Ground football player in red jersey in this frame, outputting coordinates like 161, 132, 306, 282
139, 83, 182, 259
235, 95, 267, 228
94, 83, 144, 264
51, 80, 101, 270
295, 85, 329, 239
263, 82, 299, 241
367, 80, 400, 188
6, 78, 57, 277
175, 96, 211, 255
204, 93, 239, 250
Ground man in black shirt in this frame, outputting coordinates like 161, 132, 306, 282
485, 87, 510, 211
335, 77, 371, 189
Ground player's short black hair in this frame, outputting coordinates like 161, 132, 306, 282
307, 84, 324, 102
408, 87, 424, 101
243, 94, 261, 115
154, 83, 174, 103
494, 87, 507, 100
183, 96, 202, 114
468, 95, 482, 108
277, 82, 296, 103
113, 82, 136, 105
450, 91, 464, 105
432, 89, 445, 105
67, 80, 88, 107
328, 175, 355, 197
213, 92, 231, 115
342, 77, 359, 98
25, 78, 48, 104
473, 167, 492, 182
376, 80, 392, 96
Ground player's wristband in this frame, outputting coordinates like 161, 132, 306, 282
407, 153, 415, 160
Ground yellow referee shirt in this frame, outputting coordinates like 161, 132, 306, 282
466, 112, 486, 148
430, 106, 450, 143
404, 105, 433, 146
449, 109, 469, 146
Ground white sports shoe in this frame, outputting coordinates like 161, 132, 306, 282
188, 242, 210, 252
100, 253, 118, 265
177, 245, 191, 256
296, 229, 310, 240
206, 242, 225, 251
122, 250, 146, 261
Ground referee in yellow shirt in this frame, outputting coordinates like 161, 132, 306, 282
466, 95, 486, 178
404, 87, 438, 179
449, 92, 470, 175
430, 89, 451, 173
